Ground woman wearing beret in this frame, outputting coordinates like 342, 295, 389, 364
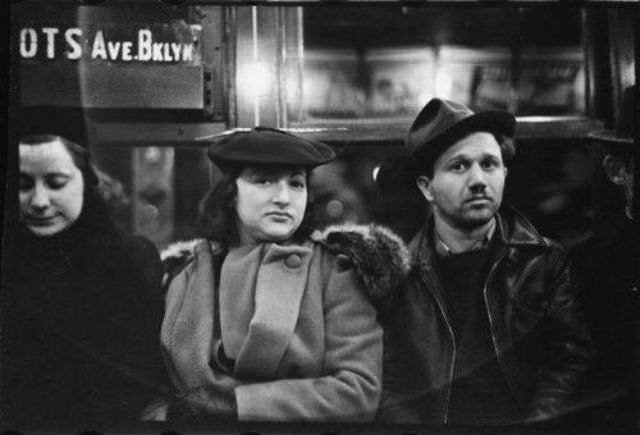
149, 127, 409, 422
5, 133, 169, 426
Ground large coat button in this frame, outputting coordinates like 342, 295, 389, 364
285, 254, 303, 269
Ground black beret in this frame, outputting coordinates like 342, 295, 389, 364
207, 127, 335, 169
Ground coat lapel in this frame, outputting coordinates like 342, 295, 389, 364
219, 244, 264, 358
161, 240, 222, 389
233, 242, 313, 380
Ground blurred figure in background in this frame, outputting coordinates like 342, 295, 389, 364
5, 111, 168, 428
571, 84, 639, 434
311, 159, 369, 226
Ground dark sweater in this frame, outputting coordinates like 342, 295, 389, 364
436, 247, 522, 424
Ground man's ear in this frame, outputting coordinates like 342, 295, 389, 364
416, 175, 434, 202
602, 155, 630, 186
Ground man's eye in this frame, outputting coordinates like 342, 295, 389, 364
450, 162, 467, 172
482, 160, 500, 170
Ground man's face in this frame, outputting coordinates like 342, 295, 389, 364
416, 132, 507, 230
603, 154, 635, 219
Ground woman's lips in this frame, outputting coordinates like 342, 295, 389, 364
266, 211, 293, 220
26, 215, 56, 225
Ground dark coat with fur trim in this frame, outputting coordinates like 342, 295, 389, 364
157, 224, 409, 422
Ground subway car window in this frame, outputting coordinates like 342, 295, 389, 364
300, 7, 584, 120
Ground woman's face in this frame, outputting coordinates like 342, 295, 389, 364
235, 166, 308, 244
19, 140, 85, 237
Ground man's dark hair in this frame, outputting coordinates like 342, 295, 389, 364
198, 163, 317, 244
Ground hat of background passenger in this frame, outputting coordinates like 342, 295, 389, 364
588, 85, 636, 145
407, 98, 516, 168
206, 126, 336, 169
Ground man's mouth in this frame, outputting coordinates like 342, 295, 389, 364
466, 197, 492, 204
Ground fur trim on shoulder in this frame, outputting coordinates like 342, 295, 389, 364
315, 224, 411, 308
160, 239, 206, 289
161, 239, 203, 263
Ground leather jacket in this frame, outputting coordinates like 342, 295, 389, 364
378, 206, 593, 425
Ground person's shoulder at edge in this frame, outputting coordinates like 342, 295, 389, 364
115, 232, 164, 296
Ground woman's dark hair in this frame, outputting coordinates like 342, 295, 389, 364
19, 134, 113, 231
198, 163, 316, 245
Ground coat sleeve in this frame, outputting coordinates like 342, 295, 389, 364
233, 255, 383, 422
529, 244, 594, 420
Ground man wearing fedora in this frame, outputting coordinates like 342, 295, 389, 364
571, 84, 638, 430
377, 98, 593, 425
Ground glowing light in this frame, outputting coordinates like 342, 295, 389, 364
434, 69, 453, 99
238, 61, 272, 97
372, 165, 380, 182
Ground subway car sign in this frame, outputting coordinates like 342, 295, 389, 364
18, 24, 201, 64
15, 23, 210, 110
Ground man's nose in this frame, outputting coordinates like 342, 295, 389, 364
30, 184, 51, 211
272, 181, 291, 204
468, 164, 487, 190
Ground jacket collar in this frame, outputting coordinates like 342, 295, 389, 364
410, 205, 548, 268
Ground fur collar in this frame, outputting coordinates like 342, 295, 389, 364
161, 224, 410, 308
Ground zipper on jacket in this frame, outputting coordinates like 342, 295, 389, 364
483, 249, 521, 404
419, 269, 456, 425
483, 249, 507, 362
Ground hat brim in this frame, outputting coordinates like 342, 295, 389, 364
206, 128, 336, 170
587, 130, 633, 145
413, 110, 515, 164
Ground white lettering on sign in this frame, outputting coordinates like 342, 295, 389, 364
91, 30, 107, 60
42, 27, 59, 59
20, 28, 38, 58
122, 41, 133, 61
65, 28, 83, 60
138, 29, 152, 61
17, 25, 199, 64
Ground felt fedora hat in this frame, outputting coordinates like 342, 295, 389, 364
206, 126, 336, 170
406, 98, 516, 166
588, 85, 636, 145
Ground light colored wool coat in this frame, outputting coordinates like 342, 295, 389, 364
159, 225, 409, 422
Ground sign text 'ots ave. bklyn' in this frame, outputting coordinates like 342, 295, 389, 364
17, 24, 202, 65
